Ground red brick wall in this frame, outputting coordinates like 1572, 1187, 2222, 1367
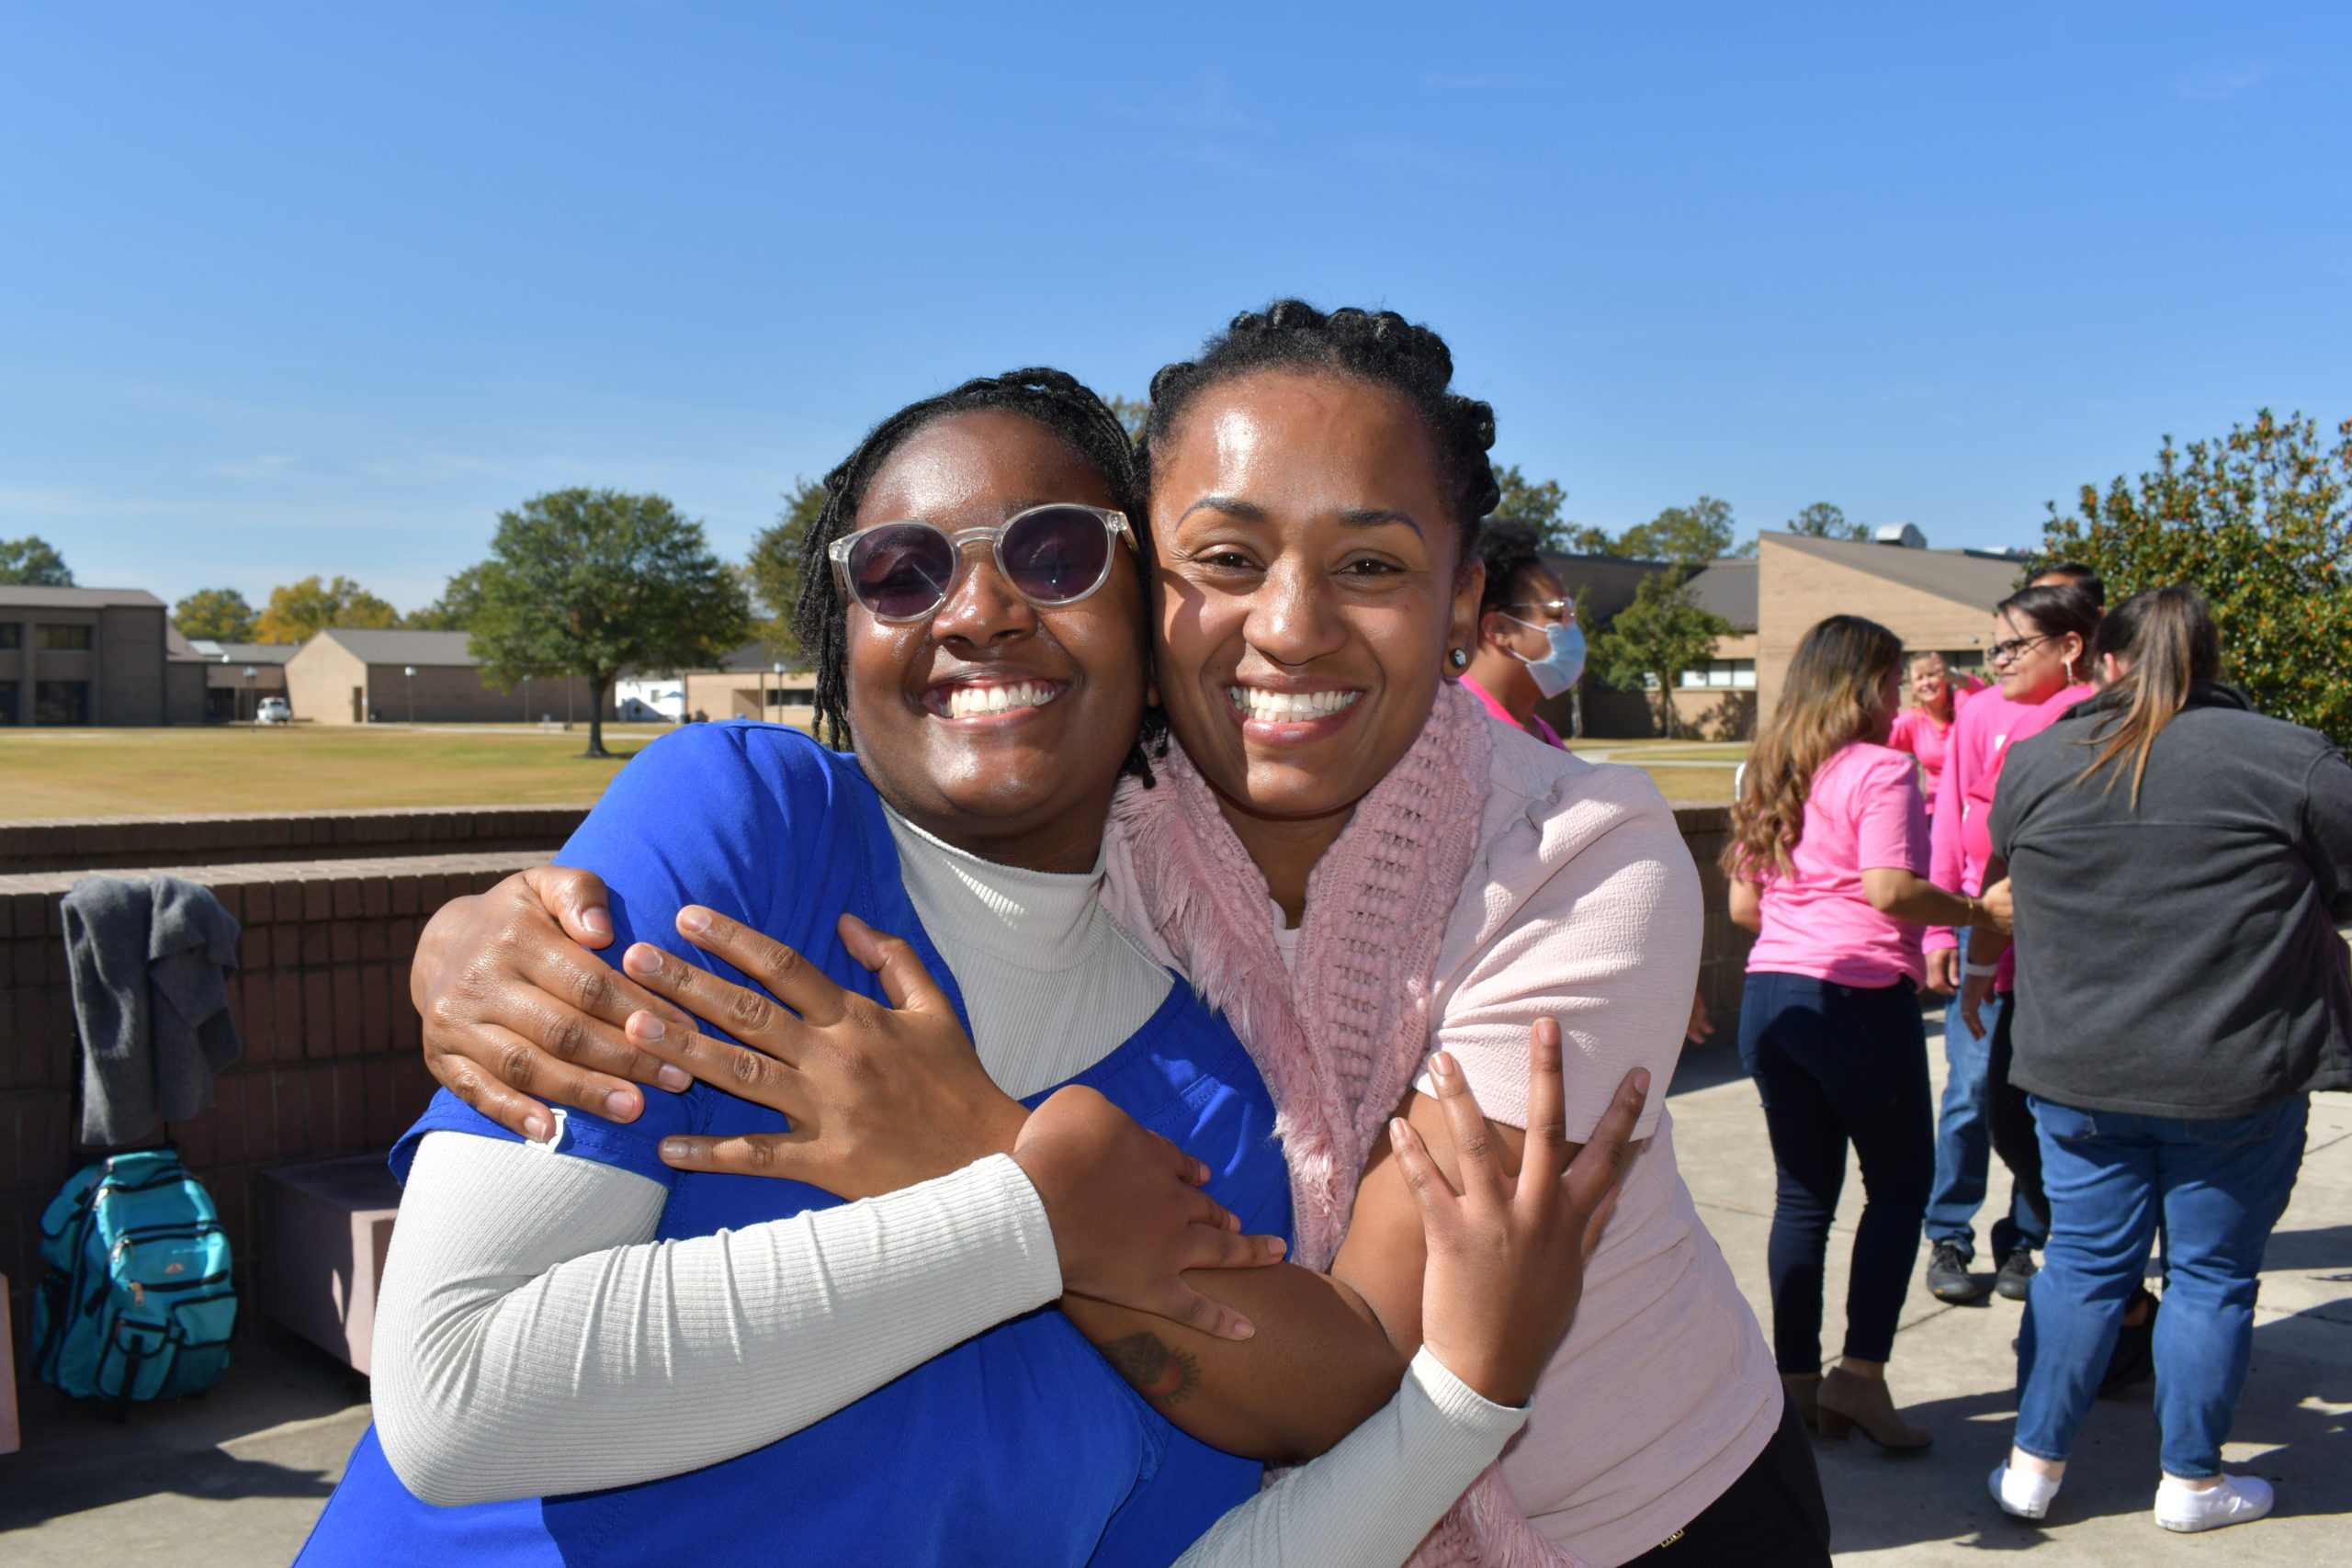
1, 851, 551, 1348
0, 805, 590, 876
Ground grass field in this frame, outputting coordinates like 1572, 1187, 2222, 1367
0, 724, 1743, 819
0, 724, 692, 819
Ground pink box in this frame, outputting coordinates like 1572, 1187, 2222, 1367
255, 1155, 401, 1375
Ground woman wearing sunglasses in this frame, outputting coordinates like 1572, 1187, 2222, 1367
413, 304, 1814, 1567
300, 367, 1642, 1568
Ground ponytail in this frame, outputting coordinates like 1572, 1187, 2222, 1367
2074, 586, 2221, 807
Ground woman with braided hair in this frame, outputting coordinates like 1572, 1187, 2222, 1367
302, 363, 1644, 1568
409, 302, 1817, 1566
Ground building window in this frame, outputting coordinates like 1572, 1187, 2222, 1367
35, 680, 90, 724
0, 681, 16, 723
764, 687, 816, 705
1943, 649, 1986, 676
1679, 660, 1757, 690
36, 624, 94, 650
0, 625, 18, 649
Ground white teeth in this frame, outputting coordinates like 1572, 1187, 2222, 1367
1227, 687, 1363, 724
942, 682, 1057, 719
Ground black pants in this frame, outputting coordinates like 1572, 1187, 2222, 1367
1986, 994, 2050, 1247
1622, 1394, 1832, 1566
1738, 972, 1935, 1370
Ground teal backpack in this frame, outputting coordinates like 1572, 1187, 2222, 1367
34, 1149, 237, 1409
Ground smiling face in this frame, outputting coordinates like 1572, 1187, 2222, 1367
1991, 607, 2082, 705
1908, 653, 1951, 713
1148, 369, 1481, 849
842, 408, 1148, 872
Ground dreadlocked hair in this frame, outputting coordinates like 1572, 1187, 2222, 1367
789, 367, 1170, 783
1140, 300, 1501, 555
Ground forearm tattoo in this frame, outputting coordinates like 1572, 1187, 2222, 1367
1101, 1333, 1200, 1406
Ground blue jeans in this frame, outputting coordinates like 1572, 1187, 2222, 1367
2014, 1094, 2309, 1477
1738, 971, 1934, 1371
1923, 931, 2043, 1260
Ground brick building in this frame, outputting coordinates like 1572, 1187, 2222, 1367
1753, 532, 2026, 716
0, 585, 203, 727
280, 627, 604, 725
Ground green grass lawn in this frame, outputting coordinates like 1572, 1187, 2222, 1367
0, 723, 703, 819
0, 722, 1743, 819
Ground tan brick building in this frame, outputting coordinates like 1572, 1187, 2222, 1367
1754, 532, 2027, 717
0, 585, 190, 726
282, 628, 604, 724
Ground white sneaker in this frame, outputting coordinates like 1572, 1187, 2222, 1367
1991, 1462, 2061, 1520
2154, 1474, 2275, 1532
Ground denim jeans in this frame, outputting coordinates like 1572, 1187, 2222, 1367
1922, 930, 2043, 1260
2014, 1094, 2309, 1477
1738, 971, 1934, 1371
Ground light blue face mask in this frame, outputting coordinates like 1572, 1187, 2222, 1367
1508, 616, 1587, 699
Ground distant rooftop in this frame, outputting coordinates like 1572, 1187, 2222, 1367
1683, 560, 1758, 631
1761, 531, 2027, 613
0, 585, 166, 610
183, 639, 303, 665
311, 627, 481, 665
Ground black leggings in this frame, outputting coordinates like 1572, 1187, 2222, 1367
1986, 994, 2049, 1247
1738, 971, 1935, 1370
1620, 1394, 1832, 1567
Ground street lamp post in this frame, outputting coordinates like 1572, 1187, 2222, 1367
404, 665, 416, 725
524, 671, 533, 724
771, 660, 784, 726
243, 666, 256, 729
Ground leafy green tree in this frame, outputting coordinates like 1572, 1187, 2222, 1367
1588, 571, 1734, 737
469, 488, 752, 757
0, 535, 74, 585
173, 587, 259, 642
1106, 396, 1150, 446
1487, 465, 1611, 555
254, 574, 400, 642
1616, 496, 1744, 564
745, 478, 827, 661
403, 564, 490, 631
2040, 409, 2352, 748
1785, 502, 1871, 541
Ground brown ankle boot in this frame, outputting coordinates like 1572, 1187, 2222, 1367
1815, 1367, 1931, 1450
1781, 1373, 1823, 1429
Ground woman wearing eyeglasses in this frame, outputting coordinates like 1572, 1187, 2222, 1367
300, 367, 1645, 1567
1458, 519, 1583, 747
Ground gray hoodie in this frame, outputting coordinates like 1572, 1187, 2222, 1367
1988, 683, 2352, 1119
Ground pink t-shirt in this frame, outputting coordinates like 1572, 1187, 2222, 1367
1744, 741, 1930, 987
1458, 673, 1565, 749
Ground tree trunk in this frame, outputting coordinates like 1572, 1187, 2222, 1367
584, 671, 612, 758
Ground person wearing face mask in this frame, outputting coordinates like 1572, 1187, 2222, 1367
1460, 520, 1584, 746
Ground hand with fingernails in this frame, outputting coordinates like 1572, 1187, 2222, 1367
619, 901, 1285, 1343
1392, 1021, 1648, 1407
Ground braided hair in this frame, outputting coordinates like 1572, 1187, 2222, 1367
789, 367, 1167, 779
1474, 518, 1550, 621
1139, 300, 1501, 552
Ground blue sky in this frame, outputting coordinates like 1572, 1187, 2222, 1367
4, 3, 2346, 615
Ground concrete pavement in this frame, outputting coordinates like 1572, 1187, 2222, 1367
2, 1009, 2345, 1565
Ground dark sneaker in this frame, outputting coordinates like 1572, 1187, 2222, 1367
1995, 1248, 2038, 1301
1926, 1241, 1984, 1303
2098, 1286, 2159, 1397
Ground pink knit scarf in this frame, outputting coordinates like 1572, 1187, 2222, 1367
1105, 682, 1581, 1568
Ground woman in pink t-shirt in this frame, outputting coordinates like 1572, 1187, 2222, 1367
1727, 616, 1992, 1450
1887, 650, 1984, 815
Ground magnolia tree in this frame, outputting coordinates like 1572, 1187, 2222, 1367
2039, 410, 2352, 748
469, 489, 752, 757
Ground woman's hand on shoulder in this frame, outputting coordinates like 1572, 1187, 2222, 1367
1388, 1022, 1648, 1408
415, 866, 695, 1140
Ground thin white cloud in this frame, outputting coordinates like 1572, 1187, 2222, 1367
1115, 74, 1274, 134
2175, 63, 2273, 103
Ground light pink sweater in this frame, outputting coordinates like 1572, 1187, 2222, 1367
1105, 685, 1780, 1568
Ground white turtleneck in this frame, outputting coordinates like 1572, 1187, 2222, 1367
368, 813, 1523, 1561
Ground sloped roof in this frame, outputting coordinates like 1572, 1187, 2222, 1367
0, 585, 166, 609
1763, 532, 2026, 612
1682, 561, 1758, 631
314, 627, 480, 666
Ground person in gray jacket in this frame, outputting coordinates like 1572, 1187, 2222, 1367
1974, 585, 2352, 1534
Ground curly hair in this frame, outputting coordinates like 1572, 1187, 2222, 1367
1139, 300, 1501, 552
789, 367, 1166, 780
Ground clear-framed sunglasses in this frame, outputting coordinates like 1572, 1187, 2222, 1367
828, 504, 1137, 625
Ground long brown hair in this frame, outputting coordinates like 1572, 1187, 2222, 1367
1725, 615, 1905, 879
2074, 585, 2221, 807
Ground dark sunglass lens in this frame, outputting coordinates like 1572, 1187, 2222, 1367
848, 526, 956, 618
1000, 509, 1111, 603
